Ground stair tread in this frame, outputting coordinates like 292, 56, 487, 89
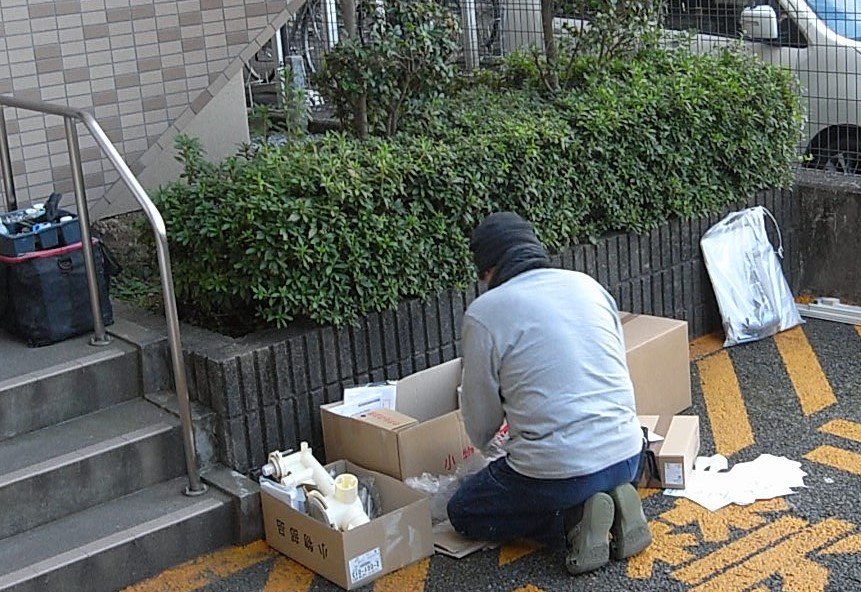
0, 476, 232, 582
0, 399, 178, 480
0, 332, 137, 386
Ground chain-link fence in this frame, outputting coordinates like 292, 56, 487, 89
246, 0, 861, 174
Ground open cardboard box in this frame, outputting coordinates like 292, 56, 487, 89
260, 459, 433, 590
621, 312, 692, 415
322, 309, 692, 482
638, 414, 701, 489
321, 358, 477, 481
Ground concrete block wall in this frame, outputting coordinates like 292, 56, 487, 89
170, 188, 797, 474
0, 0, 301, 218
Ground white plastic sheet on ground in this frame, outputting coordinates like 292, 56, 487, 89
663, 453, 807, 511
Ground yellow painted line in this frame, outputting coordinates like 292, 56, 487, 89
373, 558, 430, 592
696, 350, 755, 457
818, 419, 861, 443
498, 540, 541, 565
672, 516, 806, 585
686, 518, 853, 592
820, 533, 861, 555
121, 540, 277, 592
857, 325, 861, 337
660, 498, 788, 543
804, 445, 861, 475
689, 332, 725, 361
773, 326, 836, 416
512, 586, 545, 592
626, 521, 699, 579
264, 555, 314, 591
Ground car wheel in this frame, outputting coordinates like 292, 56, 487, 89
806, 129, 861, 175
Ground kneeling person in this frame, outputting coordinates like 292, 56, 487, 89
447, 212, 652, 575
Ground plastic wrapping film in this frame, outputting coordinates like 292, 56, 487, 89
700, 206, 803, 347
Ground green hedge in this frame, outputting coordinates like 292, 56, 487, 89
154, 47, 803, 330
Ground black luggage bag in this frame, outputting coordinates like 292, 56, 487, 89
0, 240, 115, 347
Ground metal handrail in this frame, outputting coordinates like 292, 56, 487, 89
0, 95, 206, 496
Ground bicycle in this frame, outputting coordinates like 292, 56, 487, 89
287, 0, 504, 75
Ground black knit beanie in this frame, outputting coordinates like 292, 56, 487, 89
470, 212, 543, 274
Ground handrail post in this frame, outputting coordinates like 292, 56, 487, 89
0, 108, 17, 211
64, 116, 111, 346
0, 93, 206, 497
155, 241, 207, 496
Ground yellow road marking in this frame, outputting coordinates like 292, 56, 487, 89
818, 419, 861, 443
773, 327, 836, 416
673, 516, 807, 584
264, 555, 314, 591
626, 521, 698, 579
661, 498, 789, 543
689, 333, 725, 361
857, 325, 861, 338
512, 586, 545, 592
686, 518, 854, 592
697, 350, 754, 457
373, 558, 430, 592
821, 533, 861, 555
499, 540, 541, 565
805, 445, 861, 475
121, 540, 277, 592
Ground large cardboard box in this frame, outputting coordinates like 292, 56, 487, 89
638, 415, 701, 489
321, 358, 476, 481
621, 312, 692, 415
261, 460, 433, 590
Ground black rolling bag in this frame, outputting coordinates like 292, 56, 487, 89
0, 240, 116, 347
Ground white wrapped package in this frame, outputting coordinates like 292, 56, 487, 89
700, 206, 803, 347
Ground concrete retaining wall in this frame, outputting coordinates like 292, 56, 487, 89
795, 169, 861, 303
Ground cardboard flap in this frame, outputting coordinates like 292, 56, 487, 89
396, 359, 462, 422
432, 520, 495, 558
397, 412, 467, 479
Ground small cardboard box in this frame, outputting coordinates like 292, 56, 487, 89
638, 414, 701, 489
621, 312, 692, 416
321, 359, 476, 480
261, 459, 433, 590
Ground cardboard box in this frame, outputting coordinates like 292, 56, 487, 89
322, 359, 477, 480
621, 312, 692, 415
261, 460, 433, 590
638, 415, 701, 489
322, 312, 691, 481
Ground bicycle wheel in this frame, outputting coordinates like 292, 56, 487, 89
290, 0, 343, 74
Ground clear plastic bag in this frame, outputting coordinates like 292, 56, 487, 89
700, 206, 803, 347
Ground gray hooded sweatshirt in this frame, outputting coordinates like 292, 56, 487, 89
460, 267, 643, 479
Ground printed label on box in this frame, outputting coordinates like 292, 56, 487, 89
349, 547, 383, 584
664, 462, 684, 486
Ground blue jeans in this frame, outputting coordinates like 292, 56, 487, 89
447, 453, 641, 549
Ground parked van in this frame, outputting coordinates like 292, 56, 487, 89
665, 0, 861, 173
553, 0, 861, 173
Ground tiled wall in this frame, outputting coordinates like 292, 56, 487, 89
0, 0, 300, 218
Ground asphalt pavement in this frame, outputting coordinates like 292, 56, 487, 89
123, 316, 861, 592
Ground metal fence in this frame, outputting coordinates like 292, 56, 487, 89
246, 0, 861, 174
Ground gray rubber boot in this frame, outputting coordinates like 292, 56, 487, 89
608, 483, 652, 560
564, 492, 614, 576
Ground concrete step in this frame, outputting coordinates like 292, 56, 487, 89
0, 332, 140, 443
0, 475, 236, 592
0, 398, 185, 540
